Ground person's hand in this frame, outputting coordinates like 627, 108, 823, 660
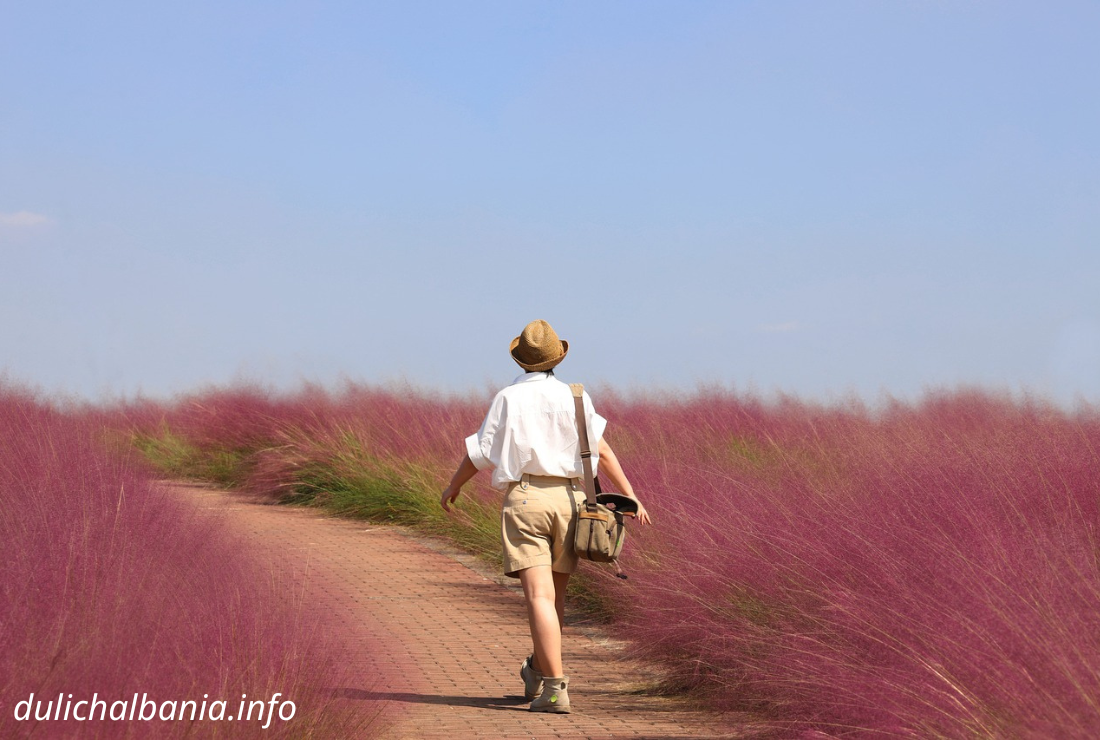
440, 485, 460, 512
632, 498, 652, 526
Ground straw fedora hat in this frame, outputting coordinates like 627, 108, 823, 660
510, 320, 569, 372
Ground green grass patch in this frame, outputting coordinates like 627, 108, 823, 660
132, 429, 250, 487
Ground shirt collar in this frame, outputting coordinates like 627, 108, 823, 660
512, 371, 553, 384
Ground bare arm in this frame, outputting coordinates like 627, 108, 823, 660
598, 437, 652, 525
440, 453, 479, 512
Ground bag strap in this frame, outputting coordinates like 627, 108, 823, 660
570, 383, 599, 511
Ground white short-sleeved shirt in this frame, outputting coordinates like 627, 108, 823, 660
465, 371, 608, 491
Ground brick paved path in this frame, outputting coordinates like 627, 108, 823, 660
178, 484, 746, 739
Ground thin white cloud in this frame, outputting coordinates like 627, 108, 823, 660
0, 211, 49, 227
757, 321, 800, 333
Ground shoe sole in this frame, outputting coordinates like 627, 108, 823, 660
529, 704, 571, 714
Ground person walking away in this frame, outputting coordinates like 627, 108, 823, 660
440, 319, 651, 713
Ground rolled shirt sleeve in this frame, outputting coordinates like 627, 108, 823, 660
465, 432, 492, 470
465, 392, 504, 471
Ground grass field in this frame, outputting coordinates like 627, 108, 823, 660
0, 384, 390, 738
117, 381, 1100, 737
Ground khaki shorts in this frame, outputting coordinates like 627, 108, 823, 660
501, 474, 585, 578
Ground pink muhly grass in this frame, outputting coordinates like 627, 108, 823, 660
0, 386, 389, 738
601, 389, 1100, 736
127, 383, 492, 507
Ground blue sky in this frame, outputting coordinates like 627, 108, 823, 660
2, 1, 1098, 404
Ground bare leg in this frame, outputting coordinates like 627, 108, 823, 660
553, 570, 570, 634
529, 570, 571, 674
519, 566, 569, 677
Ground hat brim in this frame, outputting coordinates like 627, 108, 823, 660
510, 338, 569, 371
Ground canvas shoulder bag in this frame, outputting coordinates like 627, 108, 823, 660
569, 383, 633, 563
